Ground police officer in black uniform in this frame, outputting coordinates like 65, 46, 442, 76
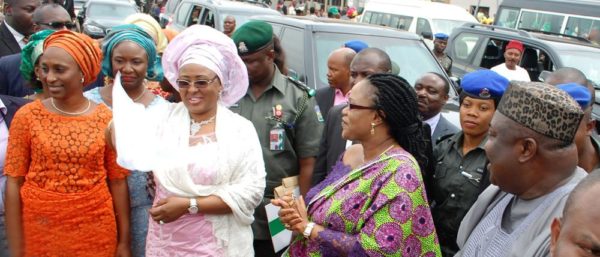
430, 69, 509, 257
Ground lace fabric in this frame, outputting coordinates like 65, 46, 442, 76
4, 100, 127, 255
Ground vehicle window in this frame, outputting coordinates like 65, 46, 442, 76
416, 18, 432, 35
313, 32, 455, 98
381, 13, 391, 27
479, 39, 505, 69
520, 47, 547, 82
221, 10, 279, 31
175, 2, 191, 25
370, 12, 382, 25
201, 8, 215, 28
397, 16, 413, 30
270, 24, 283, 36
495, 7, 520, 29
452, 33, 482, 62
518, 10, 564, 34
362, 11, 372, 24
280, 28, 305, 81
88, 3, 136, 19
167, 0, 182, 14
559, 49, 600, 86
187, 5, 203, 26
386, 15, 412, 30
565, 16, 600, 38
432, 19, 469, 35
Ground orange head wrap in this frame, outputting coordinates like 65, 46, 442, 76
43, 30, 103, 86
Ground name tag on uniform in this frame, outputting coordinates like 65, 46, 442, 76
314, 105, 324, 123
270, 126, 285, 151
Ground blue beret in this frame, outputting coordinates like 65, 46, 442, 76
344, 40, 368, 53
434, 33, 449, 40
557, 83, 591, 109
461, 69, 509, 100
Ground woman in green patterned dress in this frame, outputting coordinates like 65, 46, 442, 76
273, 73, 441, 256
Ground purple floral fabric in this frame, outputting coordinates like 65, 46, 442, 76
285, 148, 441, 256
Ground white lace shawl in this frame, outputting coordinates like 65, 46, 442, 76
111, 74, 266, 256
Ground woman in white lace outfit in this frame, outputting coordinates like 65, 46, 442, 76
110, 25, 266, 257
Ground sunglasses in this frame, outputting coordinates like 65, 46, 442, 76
347, 103, 376, 110
37, 21, 76, 30
176, 76, 219, 89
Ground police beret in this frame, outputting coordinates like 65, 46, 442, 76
460, 69, 509, 101
232, 20, 273, 55
557, 83, 592, 109
343, 40, 368, 53
434, 33, 449, 40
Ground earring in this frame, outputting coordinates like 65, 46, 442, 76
80, 77, 84, 84
371, 122, 376, 135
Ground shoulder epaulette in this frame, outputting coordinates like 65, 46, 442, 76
436, 133, 456, 145
286, 76, 315, 98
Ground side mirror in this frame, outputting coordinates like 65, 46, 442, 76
538, 70, 551, 82
421, 31, 433, 40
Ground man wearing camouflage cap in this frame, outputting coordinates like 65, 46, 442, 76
230, 20, 323, 257
455, 82, 588, 257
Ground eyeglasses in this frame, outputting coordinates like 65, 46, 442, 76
36, 21, 76, 30
176, 76, 219, 89
347, 103, 376, 110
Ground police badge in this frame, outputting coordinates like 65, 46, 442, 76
238, 42, 248, 54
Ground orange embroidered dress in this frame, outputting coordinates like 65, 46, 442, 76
4, 100, 128, 256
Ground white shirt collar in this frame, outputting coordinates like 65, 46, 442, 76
424, 112, 442, 136
4, 23, 26, 49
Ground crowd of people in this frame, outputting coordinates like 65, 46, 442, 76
1, 1, 600, 257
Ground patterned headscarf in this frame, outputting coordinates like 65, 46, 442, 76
43, 30, 102, 86
20, 30, 54, 81
162, 25, 248, 107
102, 24, 163, 81
124, 13, 168, 54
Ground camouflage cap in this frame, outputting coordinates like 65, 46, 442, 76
231, 20, 273, 56
498, 81, 584, 143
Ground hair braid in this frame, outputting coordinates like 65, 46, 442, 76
366, 73, 431, 174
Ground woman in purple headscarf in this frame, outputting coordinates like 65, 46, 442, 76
109, 25, 266, 256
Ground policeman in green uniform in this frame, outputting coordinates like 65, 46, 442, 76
433, 33, 453, 76
430, 70, 509, 257
230, 21, 324, 257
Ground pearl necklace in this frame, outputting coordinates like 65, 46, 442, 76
190, 116, 216, 136
51, 98, 91, 116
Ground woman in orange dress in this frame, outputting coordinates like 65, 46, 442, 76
4, 30, 131, 257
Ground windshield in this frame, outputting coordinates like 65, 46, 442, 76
559, 50, 600, 85
219, 10, 277, 31
313, 32, 456, 98
432, 19, 469, 35
88, 3, 136, 19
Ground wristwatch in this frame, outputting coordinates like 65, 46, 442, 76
188, 198, 199, 214
303, 222, 316, 239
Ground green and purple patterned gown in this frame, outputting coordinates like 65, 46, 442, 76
285, 148, 441, 257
